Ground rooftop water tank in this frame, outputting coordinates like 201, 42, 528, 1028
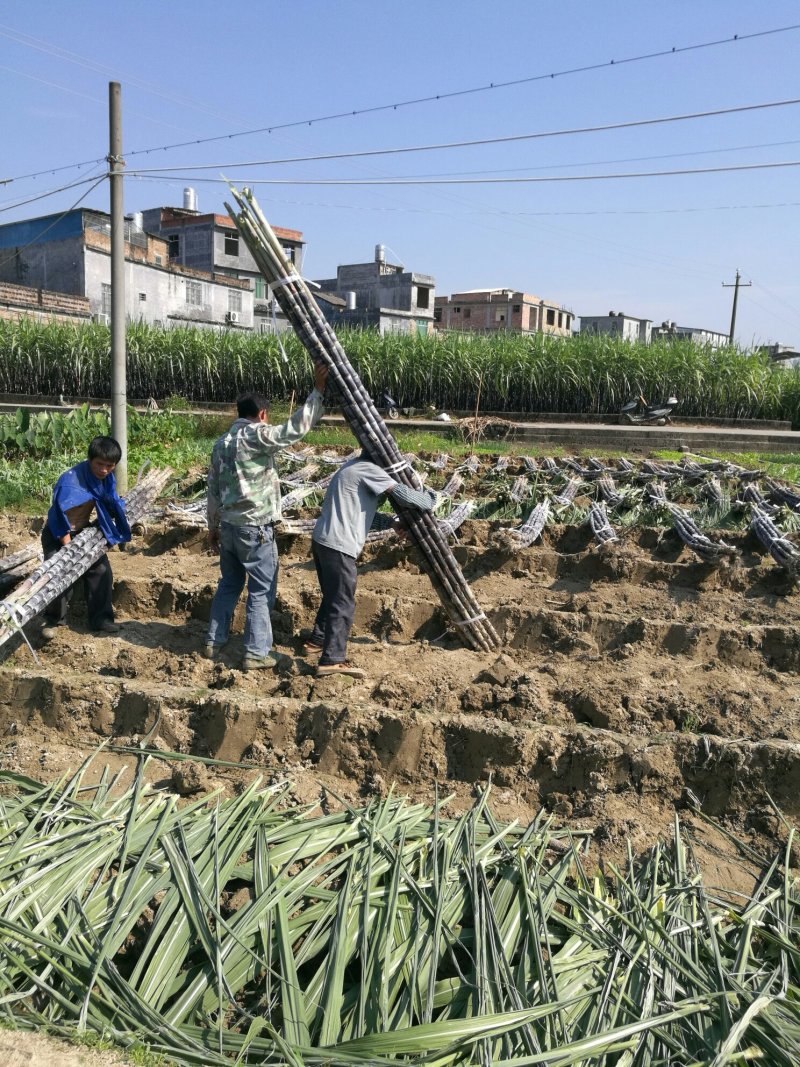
183, 187, 198, 212
375, 243, 385, 264
130, 211, 144, 231
346, 291, 357, 310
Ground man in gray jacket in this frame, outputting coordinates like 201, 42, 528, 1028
306, 452, 435, 678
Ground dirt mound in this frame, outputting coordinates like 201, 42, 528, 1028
1, 511, 798, 877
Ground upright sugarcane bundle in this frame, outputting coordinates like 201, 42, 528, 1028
0, 467, 173, 650
226, 186, 499, 651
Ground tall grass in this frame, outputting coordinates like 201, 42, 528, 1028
2, 320, 799, 423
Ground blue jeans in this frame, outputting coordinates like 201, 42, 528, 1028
207, 522, 278, 657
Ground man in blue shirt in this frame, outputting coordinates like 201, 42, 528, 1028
307, 453, 435, 678
40, 435, 130, 640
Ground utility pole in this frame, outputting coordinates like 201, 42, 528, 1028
722, 269, 751, 347
108, 81, 127, 492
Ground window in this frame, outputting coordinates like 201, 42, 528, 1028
513, 304, 521, 313
168, 234, 180, 259
228, 289, 243, 313
454, 306, 461, 314
154, 254, 163, 266
138, 292, 147, 302
558, 312, 563, 327
186, 280, 202, 306
101, 283, 112, 316
433, 307, 442, 323
282, 246, 294, 264
464, 308, 471, 319
224, 232, 239, 257
416, 286, 430, 310
546, 308, 555, 326
495, 310, 505, 323
254, 277, 266, 299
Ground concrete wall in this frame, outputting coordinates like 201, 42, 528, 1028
0, 234, 86, 296
315, 262, 435, 323
580, 315, 651, 343
84, 247, 253, 329
434, 291, 573, 336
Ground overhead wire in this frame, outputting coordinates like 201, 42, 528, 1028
0, 175, 107, 270
119, 25, 800, 159
4, 23, 799, 185
0, 171, 108, 215
124, 97, 800, 174
128, 158, 800, 186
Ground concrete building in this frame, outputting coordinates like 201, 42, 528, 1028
0, 208, 253, 330
0, 280, 90, 325
434, 289, 573, 336
651, 321, 730, 348
314, 245, 435, 336
141, 188, 303, 333
579, 311, 652, 344
761, 343, 800, 367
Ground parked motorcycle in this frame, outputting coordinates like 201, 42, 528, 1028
619, 394, 678, 426
378, 389, 401, 419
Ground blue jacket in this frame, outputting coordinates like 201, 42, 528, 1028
47, 461, 131, 546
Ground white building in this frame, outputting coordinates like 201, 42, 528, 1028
0, 208, 253, 330
579, 311, 652, 344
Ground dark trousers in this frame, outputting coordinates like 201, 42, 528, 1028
41, 526, 114, 630
310, 541, 358, 665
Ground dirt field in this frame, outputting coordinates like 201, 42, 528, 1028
1, 478, 798, 901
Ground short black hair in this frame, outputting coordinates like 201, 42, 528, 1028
88, 435, 122, 464
237, 392, 270, 419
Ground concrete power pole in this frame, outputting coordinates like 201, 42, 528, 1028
722, 269, 752, 347
108, 81, 127, 492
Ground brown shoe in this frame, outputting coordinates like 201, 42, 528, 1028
302, 640, 323, 656
316, 661, 365, 679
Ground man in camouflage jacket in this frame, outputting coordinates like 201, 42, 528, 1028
205, 363, 327, 670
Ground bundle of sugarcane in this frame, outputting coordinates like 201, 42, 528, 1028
522, 455, 539, 473
437, 500, 476, 538
765, 477, 800, 512
553, 477, 581, 507
457, 453, 480, 475
736, 482, 780, 516
226, 186, 499, 651
438, 472, 463, 501
0, 468, 172, 650
597, 474, 625, 509
616, 456, 636, 479
667, 505, 737, 564
509, 475, 528, 503
588, 501, 619, 546
429, 451, 449, 471
280, 461, 320, 487
0, 544, 43, 593
500, 498, 551, 549
750, 506, 800, 573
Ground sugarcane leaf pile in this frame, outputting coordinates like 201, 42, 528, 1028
0, 764, 799, 1065
225, 185, 499, 652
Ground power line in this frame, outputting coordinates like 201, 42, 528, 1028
130, 158, 800, 186
0, 176, 106, 270
125, 97, 800, 174
5, 23, 797, 188
0, 171, 107, 215
121, 24, 800, 160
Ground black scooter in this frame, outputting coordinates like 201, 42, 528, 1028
619, 394, 678, 426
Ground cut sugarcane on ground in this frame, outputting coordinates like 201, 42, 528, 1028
1, 447, 799, 1064
0, 464, 798, 866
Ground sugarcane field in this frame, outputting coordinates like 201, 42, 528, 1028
3, 10, 800, 1049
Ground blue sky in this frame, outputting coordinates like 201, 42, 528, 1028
2, 0, 799, 346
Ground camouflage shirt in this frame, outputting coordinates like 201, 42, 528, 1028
207, 389, 324, 529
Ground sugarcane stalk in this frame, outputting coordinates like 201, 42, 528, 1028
226, 187, 499, 651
